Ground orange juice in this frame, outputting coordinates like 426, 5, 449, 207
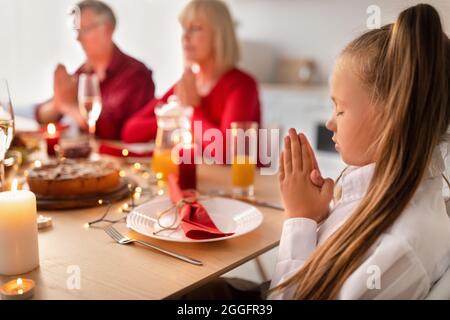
231, 155, 256, 188
151, 149, 178, 180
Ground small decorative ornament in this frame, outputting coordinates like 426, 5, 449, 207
0, 278, 35, 300
37, 215, 53, 230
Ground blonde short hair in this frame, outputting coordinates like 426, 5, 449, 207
179, 0, 240, 73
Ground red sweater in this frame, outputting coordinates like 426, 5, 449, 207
122, 68, 261, 145
36, 45, 155, 140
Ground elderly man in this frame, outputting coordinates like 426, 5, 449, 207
36, 0, 155, 140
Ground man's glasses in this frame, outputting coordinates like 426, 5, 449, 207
74, 20, 105, 37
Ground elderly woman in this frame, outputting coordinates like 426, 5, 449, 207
122, 0, 261, 146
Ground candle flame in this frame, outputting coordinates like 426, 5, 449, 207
17, 278, 23, 286
34, 160, 42, 168
18, 289, 24, 295
11, 178, 18, 191
47, 123, 56, 135
122, 149, 129, 157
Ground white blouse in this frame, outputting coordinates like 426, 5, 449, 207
269, 147, 450, 299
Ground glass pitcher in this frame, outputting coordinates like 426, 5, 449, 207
151, 96, 193, 180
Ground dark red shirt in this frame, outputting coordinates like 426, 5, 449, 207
36, 45, 155, 140
122, 68, 261, 145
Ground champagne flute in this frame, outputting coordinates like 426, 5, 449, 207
78, 73, 102, 152
0, 79, 15, 192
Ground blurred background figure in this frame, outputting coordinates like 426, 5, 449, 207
35, 0, 155, 140
122, 0, 261, 146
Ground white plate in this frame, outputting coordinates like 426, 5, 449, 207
126, 196, 263, 243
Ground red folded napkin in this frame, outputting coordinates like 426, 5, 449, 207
168, 173, 234, 240
99, 143, 154, 158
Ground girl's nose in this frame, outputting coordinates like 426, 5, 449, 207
325, 115, 336, 133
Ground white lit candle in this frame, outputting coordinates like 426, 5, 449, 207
0, 190, 40, 275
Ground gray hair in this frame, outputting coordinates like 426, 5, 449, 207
76, 0, 116, 28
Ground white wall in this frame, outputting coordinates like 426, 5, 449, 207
0, 0, 449, 109
229, 0, 450, 83
0, 0, 188, 109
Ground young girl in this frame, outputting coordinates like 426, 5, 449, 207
271, 4, 450, 299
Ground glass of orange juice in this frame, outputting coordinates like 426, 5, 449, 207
230, 121, 258, 197
151, 149, 178, 181
151, 95, 193, 182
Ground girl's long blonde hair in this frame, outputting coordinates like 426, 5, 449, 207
271, 4, 450, 299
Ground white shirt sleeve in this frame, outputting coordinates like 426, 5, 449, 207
269, 219, 431, 300
269, 217, 318, 299
338, 233, 430, 299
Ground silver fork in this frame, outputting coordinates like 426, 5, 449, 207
104, 225, 203, 266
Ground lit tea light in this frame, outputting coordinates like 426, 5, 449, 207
122, 149, 129, 157
119, 170, 126, 177
157, 189, 164, 196
135, 187, 142, 193
98, 199, 104, 205
133, 163, 141, 171
34, 160, 42, 168
156, 172, 163, 180
0, 278, 35, 300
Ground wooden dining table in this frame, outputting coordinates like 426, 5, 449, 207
0, 162, 284, 300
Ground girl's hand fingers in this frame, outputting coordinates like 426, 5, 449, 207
320, 178, 335, 200
303, 133, 321, 174
288, 128, 302, 170
310, 169, 325, 187
279, 151, 285, 182
284, 136, 293, 173
298, 133, 311, 173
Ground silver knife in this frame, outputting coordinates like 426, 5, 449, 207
204, 190, 284, 211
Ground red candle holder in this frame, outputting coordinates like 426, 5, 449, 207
44, 123, 60, 156
178, 144, 198, 190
